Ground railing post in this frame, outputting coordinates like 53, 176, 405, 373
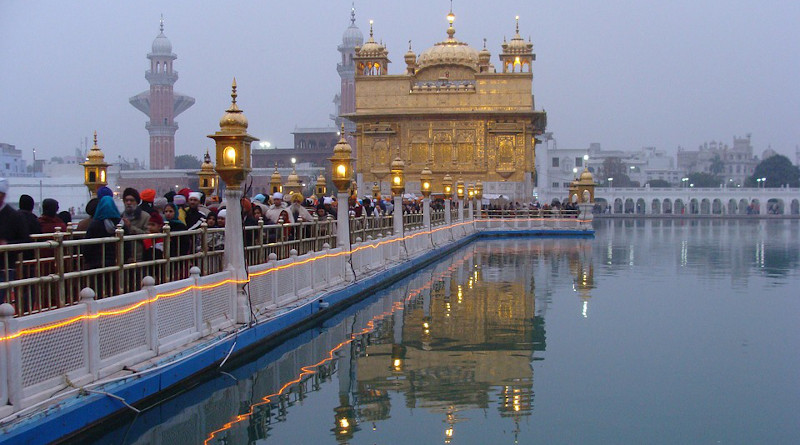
444, 199, 451, 224
222, 188, 250, 325
143, 276, 158, 355
290, 249, 299, 298
393, 195, 403, 238
268, 253, 278, 306
0, 303, 19, 407
80, 287, 99, 378
257, 217, 265, 265
115, 223, 125, 295
422, 197, 432, 233
336, 191, 351, 249
200, 222, 209, 274
162, 224, 171, 282
190, 266, 202, 334
54, 230, 66, 307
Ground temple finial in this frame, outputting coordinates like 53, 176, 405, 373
483, 38, 487, 49
515, 15, 520, 34
160, 14, 164, 33
369, 19, 374, 38
351, 2, 355, 24
231, 78, 237, 104
93, 131, 98, 146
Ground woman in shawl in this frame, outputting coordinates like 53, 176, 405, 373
84, 196, 124, 268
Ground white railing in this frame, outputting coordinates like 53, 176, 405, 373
0, 202, 593, 420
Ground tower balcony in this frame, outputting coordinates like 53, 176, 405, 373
145, 70, 178, 85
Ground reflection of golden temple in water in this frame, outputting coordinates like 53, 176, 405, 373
135, 240, 595, 445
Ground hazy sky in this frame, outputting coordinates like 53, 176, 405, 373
2, 0, 799, 165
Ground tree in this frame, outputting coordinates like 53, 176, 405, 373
601, 157, 637, 187
709, 154, 725, 175
175, 154, 202, 169
687, 172, 721, 188
646, 179, 671, 188
745, 154, 800, 187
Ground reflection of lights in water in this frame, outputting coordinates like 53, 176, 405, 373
339, 418, 350, 428
445, 428, 453, 438
393, 358, 402, 370
629, 245, 634, 266
582, 300, 588, 318
680, 240, 688, 267
423, 322, 429, 329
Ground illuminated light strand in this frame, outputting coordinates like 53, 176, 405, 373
203, 254, 472, 444
0, 222, 474, 342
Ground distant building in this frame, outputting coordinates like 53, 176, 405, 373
677, 135, 757, 186
251, 128, 339, 169
0, 143, 27, 176
129, 18, 195, 170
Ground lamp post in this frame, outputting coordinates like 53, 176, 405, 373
475, 179, 483, 218
467, 184, 475, 220
315, 173, 327, 197
442, 174, 453, 224
207, 78, 258, 324
391, 155, 405, 236
81, 131, 109, 198
329, 123, 353, 248
197, 150, 217, 197
269, 163, 283, 195
456, 178, 465, 221
420, 162, 432, 231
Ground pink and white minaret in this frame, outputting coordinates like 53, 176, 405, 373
129, 17, 194, 170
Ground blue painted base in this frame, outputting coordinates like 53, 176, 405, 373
0, 228, 590, 444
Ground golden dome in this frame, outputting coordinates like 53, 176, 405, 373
405, 40, 417, 65
200, 150, 214, 171
502, 17, 534, 55
579, 168, 594, 183
287, 164, 300, 185
390, 156, 405, 170
356, 21, 388, 58
478, 38, 491, 63
270, 163, 282, 182
417, 13, 479, 71
332, 128, 353, 156
86, 131, 107, 164
219, 78, 249, 132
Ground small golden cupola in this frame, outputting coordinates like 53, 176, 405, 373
405, 40, 417, 75
197, 150, 217, 196
354, 20, 390, 76
82, 131, 110, 197
269, 163, 283, 194
478, 38, 493, 73
500, 16, 535, 73
208, 78, 258, 188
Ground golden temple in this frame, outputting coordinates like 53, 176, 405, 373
344, 12, 547, 199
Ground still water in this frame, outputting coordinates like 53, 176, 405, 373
75, 219, 800, 444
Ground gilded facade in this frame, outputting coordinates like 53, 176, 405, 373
344, 15, 547, 199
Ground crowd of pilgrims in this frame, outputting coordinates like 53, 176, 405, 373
0, 178, 582, 257
0, 179, 414, 265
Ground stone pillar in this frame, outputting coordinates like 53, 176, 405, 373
393, 195, 403, 236
457, 200, 463, 222
444, 199, 452, 224
467, 198, 474, 220
422, 197, 431, 231
337, 191, 350, 248
224, 188, 250, 324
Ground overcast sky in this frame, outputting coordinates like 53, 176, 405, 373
2, 0, 799, 165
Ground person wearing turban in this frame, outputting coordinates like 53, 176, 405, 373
84, 196, 123, 268
139, 189, 156, 214
0, 178, 31, 302
185, 191, 209, 230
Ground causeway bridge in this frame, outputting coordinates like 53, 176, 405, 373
0, 200, 592, 444
595, 186, 800, 215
